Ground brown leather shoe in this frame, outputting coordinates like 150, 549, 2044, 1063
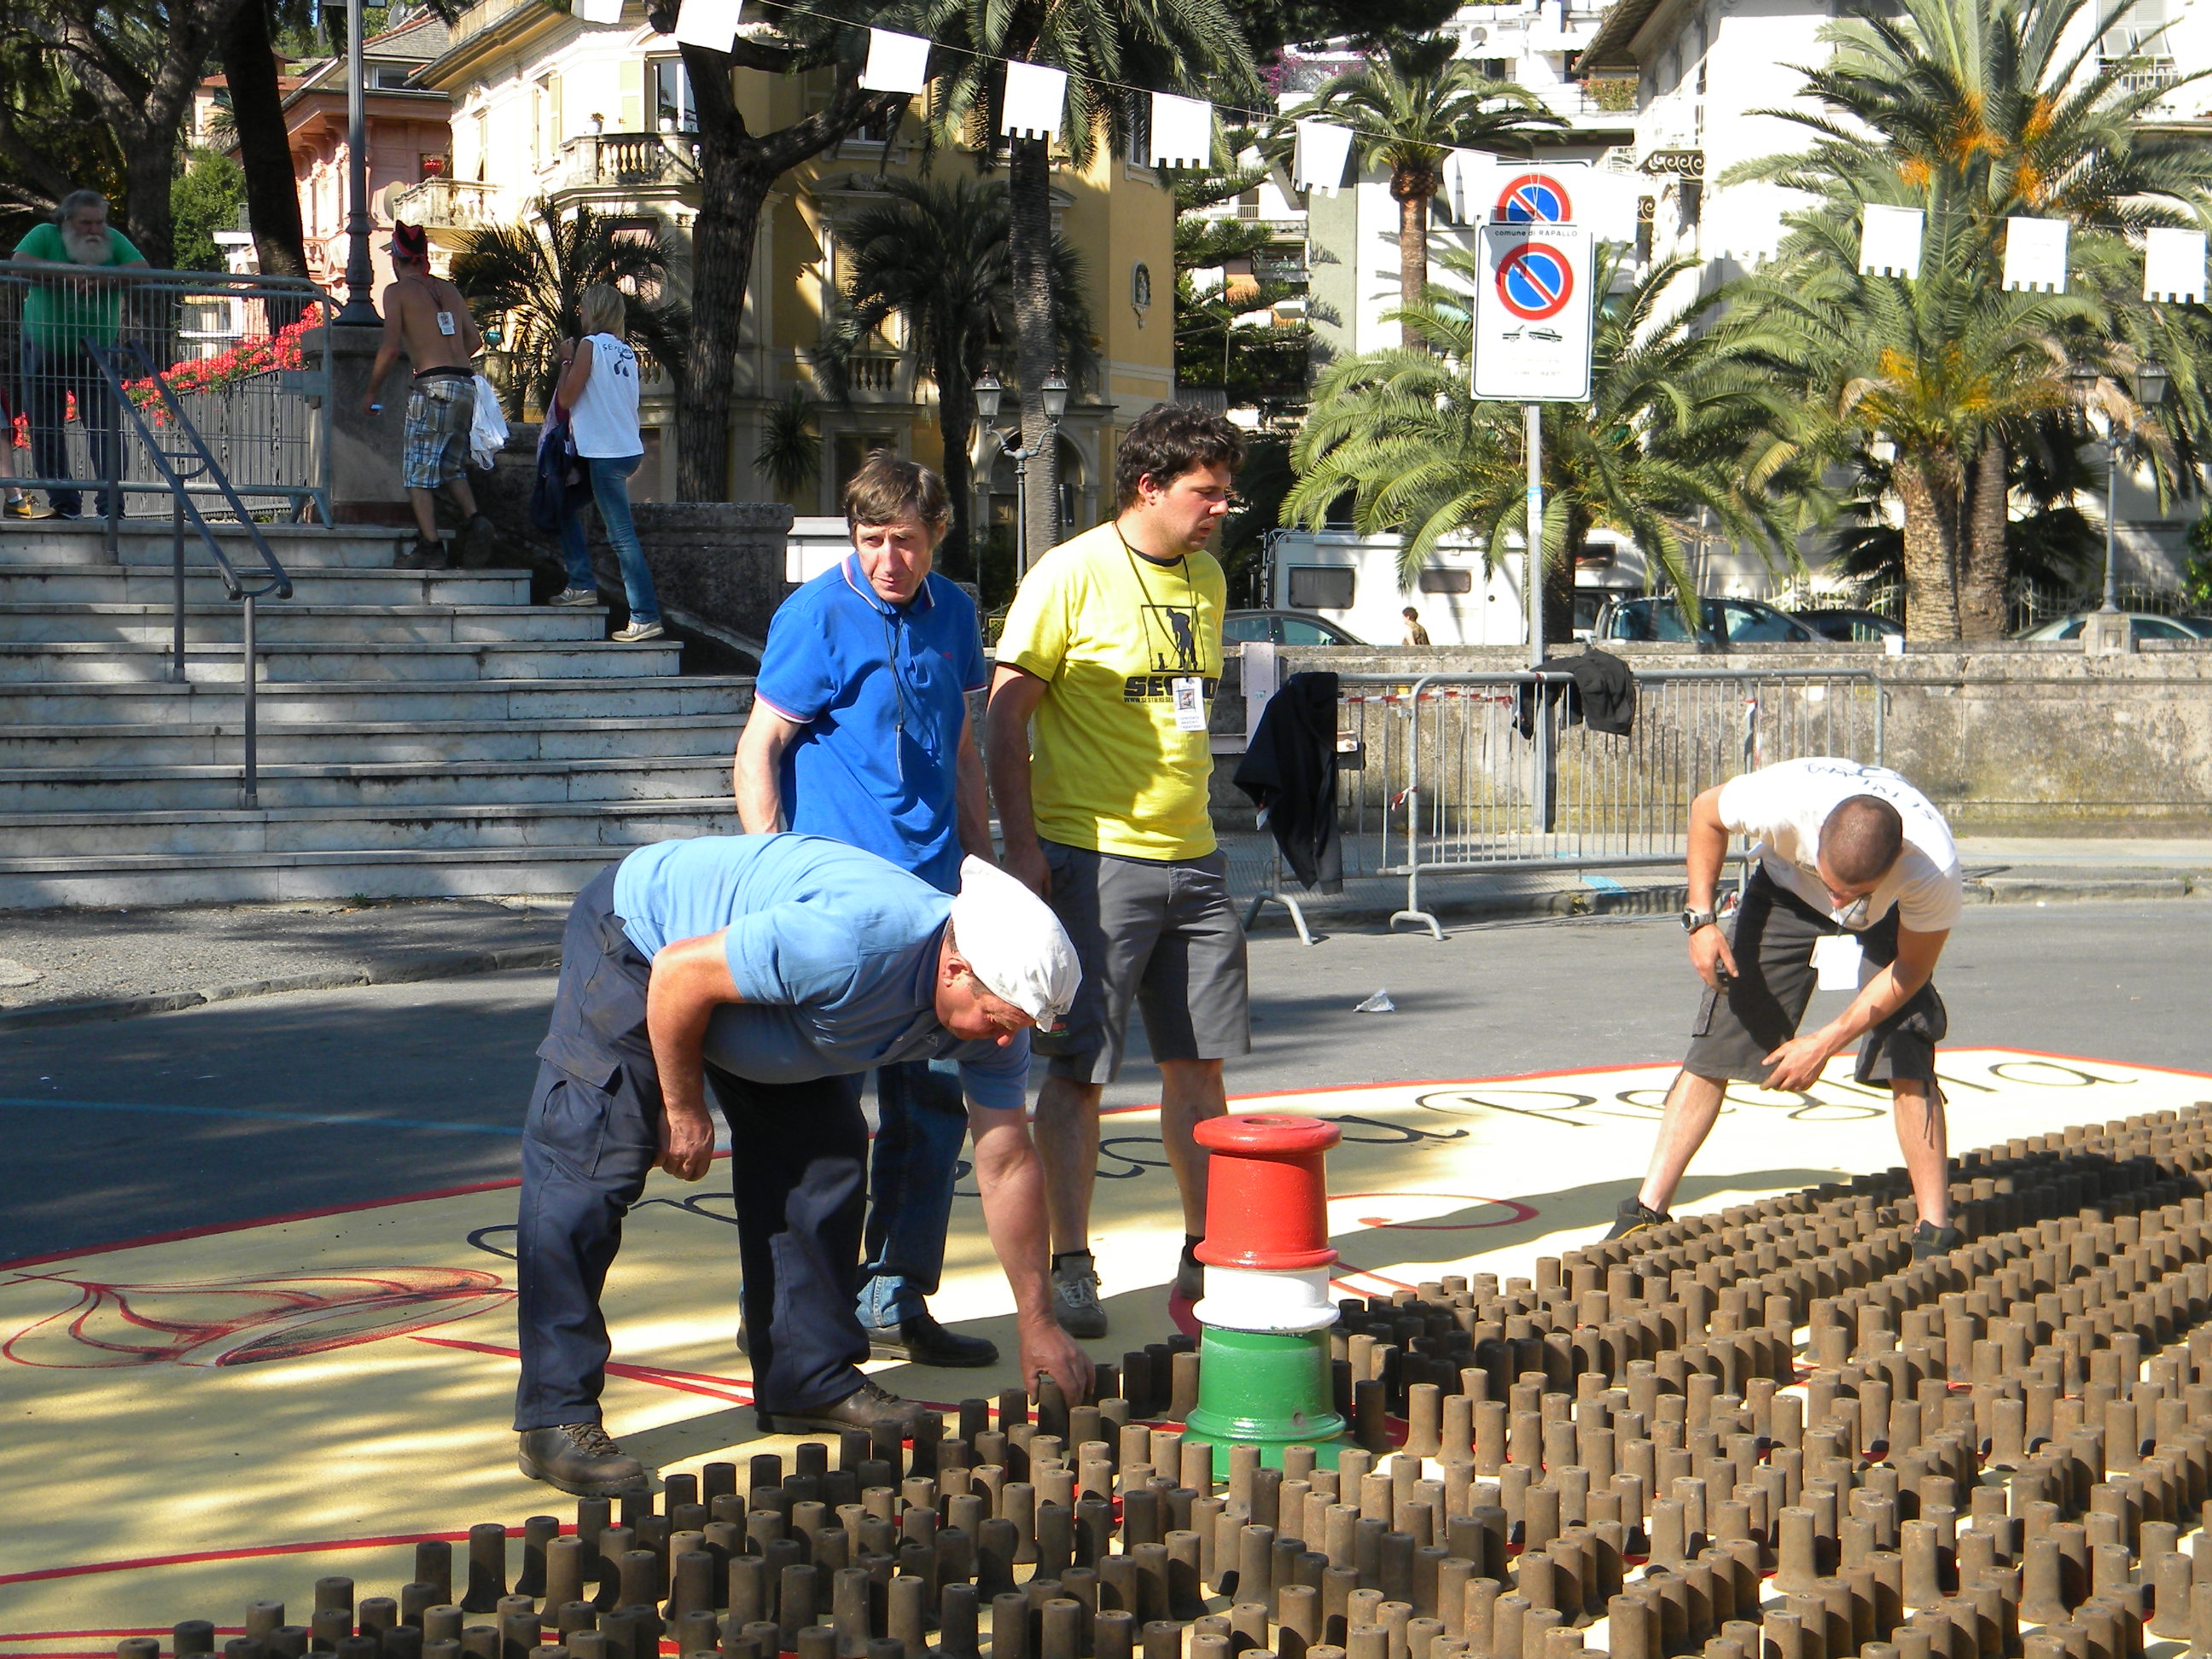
517, 1421, 651, 1496
755, 1377, 931, 1437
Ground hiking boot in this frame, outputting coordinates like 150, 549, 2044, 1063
1051, 1251, 1108, 1339
861, 1309, 999, 1368
549, 586, 600, 607
756, 1377, 932, 1437
1911, 1220, 1965, 1261
516, 1422, 651, 1497
611, 619, 665, 643
396, 536, 449, 570
1174, 1237, 1206, 1301
1604, 1196, 1670, 1241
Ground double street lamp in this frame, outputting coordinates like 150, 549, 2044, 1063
973, 368, 1068, 580
2075, 358, 2170, 614
332, 0, 380, 326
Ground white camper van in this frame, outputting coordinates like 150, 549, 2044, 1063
1260, 528, 1646, 646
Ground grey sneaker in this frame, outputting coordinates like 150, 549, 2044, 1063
1051, 1251, 1108, 1339
611, 619, 666, 643
549, 586, 599, 606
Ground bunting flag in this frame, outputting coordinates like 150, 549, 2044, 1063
573, 0, 624, 22
1859, 203, 1924, 278
2144, 226, 2207, 303
2003, 216, 2069, 292
860, 27, 932, 94
1441, 150, 1493, 223
1294, 119, 1353, 195
1001, 61, 1068, 141
1150, 91, 1212, 168
672, 0, 741, 49
1710, 184, 1788, 264
1578, 170, 1643, 242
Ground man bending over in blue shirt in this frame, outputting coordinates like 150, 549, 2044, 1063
512, 833, 1091, 1497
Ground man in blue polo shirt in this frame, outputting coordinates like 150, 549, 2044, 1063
512, 833, 1089, 1498
734, 456, 999, 1369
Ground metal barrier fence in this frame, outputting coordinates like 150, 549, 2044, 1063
1248, 667, 1885, 941
1, 267, 332, 535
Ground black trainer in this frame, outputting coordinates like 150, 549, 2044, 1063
517, 1422, 651, 1497
1174, 1237, 1206, 1301
1605, 1196, 1670, 1240
1911, 1220, 1965, 1260
861, 1309, 999, 1367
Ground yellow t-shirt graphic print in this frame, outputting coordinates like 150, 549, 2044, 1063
996, 522, 1226, 861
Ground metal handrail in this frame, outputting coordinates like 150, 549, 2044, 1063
89, 342, 294, 808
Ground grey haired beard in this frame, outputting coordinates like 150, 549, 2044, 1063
62, 228, 109, 265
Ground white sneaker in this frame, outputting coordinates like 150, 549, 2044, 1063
549, 586, 598, 607
1051, 1252, 1108, 1339
611, 620, 666, 643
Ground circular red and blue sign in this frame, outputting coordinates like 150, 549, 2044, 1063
1494, 172, 1575, 224
1494, 242, 1575, 320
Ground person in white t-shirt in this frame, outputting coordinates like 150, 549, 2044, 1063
548, 284, 664, 643
1606, 757, 1967, 1259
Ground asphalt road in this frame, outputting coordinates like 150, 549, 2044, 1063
3, 899, 2205, 1263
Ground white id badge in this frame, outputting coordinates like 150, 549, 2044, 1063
1171, 676, 1206, 731
1812, 932, 1863, 990
436, 309, 457, 336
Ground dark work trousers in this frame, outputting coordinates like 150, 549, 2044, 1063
511, 864, 872, 1430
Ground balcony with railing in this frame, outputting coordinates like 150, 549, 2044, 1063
387, 175, 499, 230
553, 131, 701, 195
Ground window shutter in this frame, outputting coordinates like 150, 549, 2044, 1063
620, 57, 643, 131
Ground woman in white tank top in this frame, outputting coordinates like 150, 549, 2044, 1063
549, 284, 664, 642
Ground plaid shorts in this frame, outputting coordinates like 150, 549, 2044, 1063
402, 375, 474, 490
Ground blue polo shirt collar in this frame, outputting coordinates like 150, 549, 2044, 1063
842, 554, 937, 617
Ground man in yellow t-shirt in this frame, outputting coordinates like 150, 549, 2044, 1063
987, 403, 1250, 1340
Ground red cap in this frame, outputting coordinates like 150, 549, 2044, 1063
387, 221, 428, 264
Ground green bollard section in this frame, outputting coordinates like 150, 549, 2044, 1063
1181, 1324, 1351, 1474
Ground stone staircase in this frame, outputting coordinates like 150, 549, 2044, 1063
0, 520, 748, 909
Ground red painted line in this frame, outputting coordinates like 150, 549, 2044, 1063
0, 1531, 471, 1588
0, 1632, 244, 1645
411, 1334, 758, 1405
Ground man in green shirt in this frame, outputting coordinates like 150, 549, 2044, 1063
10, 190, 147, 520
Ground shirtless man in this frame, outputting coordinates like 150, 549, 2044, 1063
359, 221, 492, 569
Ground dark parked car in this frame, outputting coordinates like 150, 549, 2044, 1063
1223, 610, 1368, 646
1593, 595, 1822, 645
1792, 608, 1906, 643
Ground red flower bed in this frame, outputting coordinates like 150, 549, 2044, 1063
124, 304, 325, 425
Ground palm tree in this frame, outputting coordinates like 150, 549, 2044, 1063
1288, 35, 1563, 346
818, 174, 1097, 586
918, 0, 1261, 563
1288, 247, 1811, 645
1725, 0, 2212, 638
451, 201, 690, 418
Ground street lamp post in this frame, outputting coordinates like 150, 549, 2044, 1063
333, 0, 381, 326
972, 369, 1068, 583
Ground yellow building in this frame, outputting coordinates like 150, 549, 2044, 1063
410, 0, 1177, 534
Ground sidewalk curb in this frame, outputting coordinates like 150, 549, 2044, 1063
0, 943, 563, 1033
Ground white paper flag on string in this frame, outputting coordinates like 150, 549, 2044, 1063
1712, 184, 1788, 264
2144, 226, 2207, 303
1001, 61, 1068, 141
2004, 216, 2069, 292
1580, 170, 1644, 242
1150, 91, 1212, 168
1441, 150, 1493, 223
1859, 203, 1924, 278
860, 27, 932, 93
573, 0, 624, 23
1294, 119, 1353, 195
673, 0, 740, 49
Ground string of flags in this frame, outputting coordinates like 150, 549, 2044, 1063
622, 2, 2212, 294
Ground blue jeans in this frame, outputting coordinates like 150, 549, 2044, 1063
559, 453, 660, 626
855, 1058, 969, 1328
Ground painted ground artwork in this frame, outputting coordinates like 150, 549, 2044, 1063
3, 1048, 2204, 1647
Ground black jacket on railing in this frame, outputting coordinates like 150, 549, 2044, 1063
1234, 671, 1343, 894
1515, 649, 1637, 739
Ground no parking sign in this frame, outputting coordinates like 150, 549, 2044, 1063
1472, 222, 1594, 402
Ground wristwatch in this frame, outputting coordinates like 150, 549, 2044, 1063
1681, 907, 1717, 933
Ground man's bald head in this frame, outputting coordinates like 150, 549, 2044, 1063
1822, 795, 1905, 888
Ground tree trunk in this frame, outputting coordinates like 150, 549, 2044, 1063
1958, 434, 2010, 640
932, 333, 976, 587
1545, 499, 1582, 648
1895, 457, 1963, 642
1007, 135, 1061, 573
677, 136, 774, 502
1394, 178, 1428, 349
219, 0, 311, 293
